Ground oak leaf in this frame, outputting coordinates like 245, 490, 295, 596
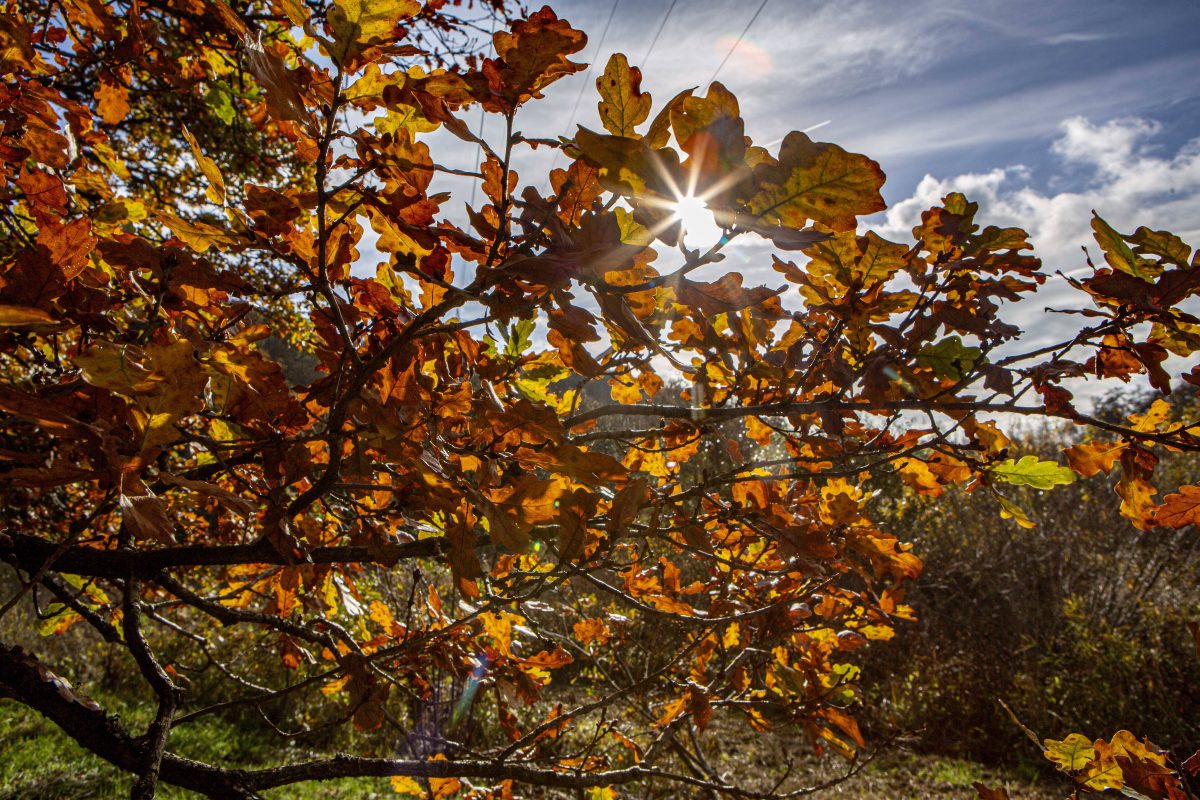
1063, 441, 1126, 478
327, 0, 419, 67
1154, 484, 1200, 528
748, 131, 885, 232
991, 456, 1076, 490
596, 53, 650, 138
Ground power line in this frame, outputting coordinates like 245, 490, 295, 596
543, 0, 620, 187
561, 0, 621, 146
706, 0, 770, 87
469, 15, 498, 209
641, 0, 679, 68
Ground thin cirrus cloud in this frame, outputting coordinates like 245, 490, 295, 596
420, 1, 1199, 402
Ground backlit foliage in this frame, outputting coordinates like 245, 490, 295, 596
0, 1, 1197, 797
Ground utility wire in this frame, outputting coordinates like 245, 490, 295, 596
641, 0, 679, 68
468, 13, 498, 209
543, 0, 620, 188
561, 0, 620, 146
706, 0, 770, 87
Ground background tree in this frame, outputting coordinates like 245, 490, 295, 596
1, 2, 1198, 798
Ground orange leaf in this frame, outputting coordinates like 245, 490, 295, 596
95, 73, 130, 124
1064, 441, 1126, 478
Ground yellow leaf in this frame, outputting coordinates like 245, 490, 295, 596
596, 53, 651, 138
328, 0, 419, 66
182, 127, 226, 205
158, 212, 241, 253
1043, 733, 1095, 772
389, 776, 423, 795
749, 131, 886, 232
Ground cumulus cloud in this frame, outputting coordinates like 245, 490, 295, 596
879, 116, 1200, 272
875, 116, 1200, 401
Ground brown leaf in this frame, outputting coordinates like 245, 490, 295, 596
676, 273, 780, 316
0, 305, 59, 328
119, 492, 175, 544
37, 217, 96, 280
1155, 484, 1200, 528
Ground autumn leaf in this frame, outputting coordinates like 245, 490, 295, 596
573, 617, 612, 646
95, 72, 130, 124
37, 217, 96, 279
119, 492, 175, 544
389, 776, 423, 796
182, 127, 226, 205
1044, 733, 1096, 772
0, 305, 58, 328
327, 0, 419, 67
1155, 484, 1200, 528
158, 212, 241, 252
803, 229, 907, 292
994, 491, 1036, 529
488, 6, 587, 108
991, 456, 1077, 491
597, 53, 650, 138
74, 341, 162, 395
1063, 441, 1126, 478
748, 131, 886, 232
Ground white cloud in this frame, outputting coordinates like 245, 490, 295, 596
1051, 116, 1162, 177
879, 116, 1200, 269
875, 116, 1200, 402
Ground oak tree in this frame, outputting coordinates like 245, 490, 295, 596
1, 1, 1197, 798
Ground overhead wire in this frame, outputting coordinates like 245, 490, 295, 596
543, 0, 620, 188
561, 0, 621, 149
641, 0, 679, 68
468, 11, 498, 209
706, 0, 770, 88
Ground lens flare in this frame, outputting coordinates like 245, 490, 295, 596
671, 194, 723, 247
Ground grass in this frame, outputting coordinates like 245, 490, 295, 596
0, 701, 394, 799
0, 700, 1065, 800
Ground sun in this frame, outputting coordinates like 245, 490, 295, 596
671, 194, 723, 247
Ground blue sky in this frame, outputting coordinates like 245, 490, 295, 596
424, 0, 1200, 402
524, 0, 1200, 190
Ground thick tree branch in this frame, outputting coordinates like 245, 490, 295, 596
1, 533, 447, 580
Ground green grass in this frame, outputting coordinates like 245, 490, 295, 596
0, 701, 394, 799
0, 700, 1064, 799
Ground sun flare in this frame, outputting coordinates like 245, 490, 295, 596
670, 194, 723, 246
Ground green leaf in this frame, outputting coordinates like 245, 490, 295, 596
992, 456, 1077, 490
1091, 212, 1154, 281
916, 335, 981, 381
1043, 733, 1095, 772
38, 603, 82, 636
504, 318, 535, 358
1128, 226, 1193, 267
204, 83, 236, 125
